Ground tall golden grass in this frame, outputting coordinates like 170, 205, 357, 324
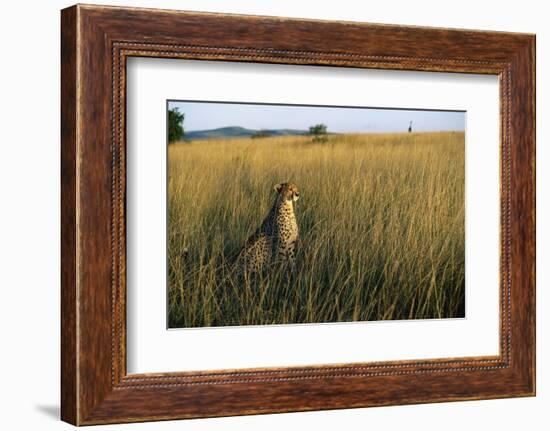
168, 132, 465, 328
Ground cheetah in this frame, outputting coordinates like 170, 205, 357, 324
236, 182, 300, 274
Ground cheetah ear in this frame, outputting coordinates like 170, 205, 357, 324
274, 183, 283, 193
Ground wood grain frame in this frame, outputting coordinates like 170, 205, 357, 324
61, 4, 535, 426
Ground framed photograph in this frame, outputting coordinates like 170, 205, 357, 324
61, 4, 535, 425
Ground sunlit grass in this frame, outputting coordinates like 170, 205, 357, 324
168, 132, 465, 328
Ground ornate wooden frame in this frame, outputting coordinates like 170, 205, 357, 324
61, 4, 535, 425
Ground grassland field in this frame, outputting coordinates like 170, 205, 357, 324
168, 131, 465, 328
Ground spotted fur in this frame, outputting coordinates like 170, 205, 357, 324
237, 182, 300, 274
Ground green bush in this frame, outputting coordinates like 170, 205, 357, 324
168, 107, 185, 143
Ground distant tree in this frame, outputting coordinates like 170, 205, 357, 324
168, 107, 185, 143
308, 123, 328, 143
251, 130, 271, 139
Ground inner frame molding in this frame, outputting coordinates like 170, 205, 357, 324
61, 4, 534, 425
113, 43, 511, 386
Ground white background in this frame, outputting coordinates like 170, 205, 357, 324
0, 0, 546, 430
127, 59, 500, 373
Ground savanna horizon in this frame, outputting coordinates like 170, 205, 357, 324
168, 131, 465, 328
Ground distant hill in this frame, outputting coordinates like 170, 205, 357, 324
184, 126, 308, 141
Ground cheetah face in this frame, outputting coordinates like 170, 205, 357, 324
274, 182, 300, 202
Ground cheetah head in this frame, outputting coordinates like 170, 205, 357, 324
274, 182, 300, 202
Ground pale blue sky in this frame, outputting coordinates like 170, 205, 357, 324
168, 100, 465, 133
